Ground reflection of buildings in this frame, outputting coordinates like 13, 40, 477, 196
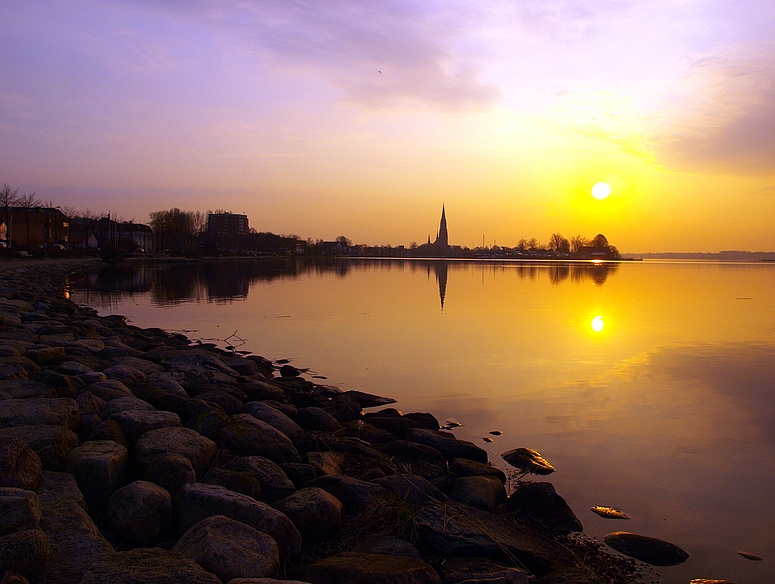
426, 261, 448, 310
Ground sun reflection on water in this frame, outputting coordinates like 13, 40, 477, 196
591, 315, 605, 332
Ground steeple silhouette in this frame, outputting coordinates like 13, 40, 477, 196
435, 204, 448, 247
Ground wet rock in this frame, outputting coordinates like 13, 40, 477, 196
113, 356, 164, 376
55, 361, 94, 376
133, 426, 217, 476
222, 417, 300, 463
296, 407, 342, 432
0, 425, 80, 471
229, 455, 296, 503
196, 389, 244, 415
339, 390, 397, 408
366, 416, 417, 437
374, 474, 446, 506
106, 480, 172, 545
590, 505, 630, 520
449, 476, 507, 512
449, 458, 506, 483
304, 475, 389, 513
273, 487, 343, 543
241, 401, 304, 441
0, 437, 42, 490
0, 529, 50, 580
354, 535, 422, 559
38, 472, 113, 584
307, 451, 345, 476
66, 440, 128, 512
87, 379, 133, 401
501, 448, 555, 475
110, 409, 181, 444
0, 488, 42, 533
100, 396, 156, 420
144, 375, 189, 397
604, 531, 689, 566
102, 364, 147, 384
0, 397, 79, 429
79, 547, 220, 584
280, 462, 317, 487
144, 454, 197, 496
375, 440, 448, 468
175, 483, 302, 559
438, 557, 531, 584
738, 551, 763, 561
86, 419, 128, 447
174, 515, 280, 581
201, 468, 262, 501
280, 364, 301, 377
301, 552, 441, 584
185, 409, 231, 445
406, 429, 488, 464
505, 482, 582, 533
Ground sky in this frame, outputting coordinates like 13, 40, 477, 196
2, 0, 774, 252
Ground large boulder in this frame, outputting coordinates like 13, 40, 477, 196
354, 535, 422, 559
173, 515, 280, 581
304, 475, 389, 513
201, 468, 262, 501
0, 437, 42, 490
0, 425, 79, 471
306, 451, 345, 477
295, 407, 342, 432
79, 547, 220, 584
448, 476, 507, 513
66, 440, 128, 512
221, 417, 300, 463
405, 429, 488, 464
106, 480, 172, 545
603, 532, 689, 566
449, 458, 506, 483
144, 454, 197, 496
175, 483, 302, 559
241, 401, 304, 441
229, 456, 296, 503
272, 487, 343, 543
301, 552, 441, 584
0, 529, 50, 581
0, 398, 79, 429
87, 380, 133, 402
504, 482, 582, 533
0, 487, 43, 533
133, 427, 217, 477
373, 474, 446, 506
100, 396, 156, 420
110, 409, 182, 444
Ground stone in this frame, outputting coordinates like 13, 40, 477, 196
272, 487, 343, 543
241, 401, 304, 441
186, 410, 232, 445
0, 570, 30, 584
227, 580, 309, 584
340, 420, 395, 444
79, 548, 220, 584
110, 409, 181, 444
229, 456, 296, 503
505, 482, 583, 533
0, 529, 50, 580
87, 379, 133, 401
438, 557, 531, 584
301, 552, 440, 584
363, 416, 416, 437
113, 356, 165, 375
201, 468, 262, 501
37, 472, 113, 584
0, 488, 42, 533
106, 480, 172, 545
173, 515, 280, 581
0, 438, 42, 490
175, 483, 302, 559
0, 425, 80, 471
144, 454, 197, 496
196, 390, 244, 415
501, 448, 555, 475
589, 505, 630, 520
280, 462, 317, 487
66, 440, 128, 512
221, 418, 300, 463
55, 361, 94, 376
304, 475, 389, 513
0, 397, 79, 429
449, 458, 506, 483
102, 364, 147, 383
307, 451, 345, 476
354, 536, 422, 559
86, 419, 128, 447
0, 380, 56, 400
77, 371, 108, 385
144, 375, 189, 397
403, 412, 440, 430
374, 474, 446, 506
339, 390, 397, 408
24, 346, 65, 365
133, 427, 217, 477
449, 475, 507, 513
406, 429, 488, 464
100, 396, 156, 420
375, 440, 447, 468
295, 407, 342, 432
604, 532, 689, 566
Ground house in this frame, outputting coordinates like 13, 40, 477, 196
0, 207, 68, 249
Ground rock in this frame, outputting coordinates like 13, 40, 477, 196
221, 418, 300, 463
415, 501, 575, 577
603, 532, 689, 566
227, 580, 309, 584
295, 407, 342, 432
590, 505, 630, 520
133, 427, 217, 477
241, 401, 304, 441
406, 429, 488, 464
78, 371, 108, 385
196, 390, 244, 415
449, 476, 507, 512
113, 356, 165, 376
173, 515, 280, 581
186, 410, 232, 445
229, 456, 296, 503
505, 482, 582, 533
55, 360, 94, 376
201, 468, 262, 501
280, 364, 301, 377
375, 440, 447, 468
501, 448, 555, 475
106, 480, 172, 545
0, 529, 50, 580
339, 390, 397, 408
439, 557, 531, 584
738, 551, 763, 561
75, 391, 106, 416
449, 458, 506, 483
100, 396, 156, 420
79, 547, 220, 584
363, 416, 417, 437
66, 440, 128, 512
307, 451, 345, 476
403, 412, 440, 430
272, 487, 343, 543
0, 425, 80, 471
0, 488, 42, 533
88, 379, 133, 401
102, 364, 147, 383
86, 419, 128, 447
175, 483, 302, 559
0, 570, 30, 584
374, 474, 446, 506
110, 409, 182, 444
301, 552, 440, 584
37, 472, 113, 584
0, 397, 79, 429
144, 454, 197, 496
0, 380, 56, 400
24, 346, 65, 365
144, 375, 189, 397
280, 462, 317, 487
304, 475, 389, 513
354, 536, 422, 559
0, 438, 42, 490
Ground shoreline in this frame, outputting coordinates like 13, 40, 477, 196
0, 261, 645, 583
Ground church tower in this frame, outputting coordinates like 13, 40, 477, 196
435, 205, 449, 248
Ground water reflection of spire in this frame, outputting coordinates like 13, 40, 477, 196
434, 261, 448, 310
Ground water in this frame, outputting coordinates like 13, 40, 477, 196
69, 258, 775, 583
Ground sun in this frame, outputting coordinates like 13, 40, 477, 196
591, 316, 604, 332
592, 182, 611, 200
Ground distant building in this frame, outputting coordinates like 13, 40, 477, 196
0, 207, 68, 249
416, 205, 452, 257
207, 212, 249, 237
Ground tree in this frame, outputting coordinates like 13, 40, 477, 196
335, 236, 352, 247
1, 184, 19, 247
590, 233, 609, 248
570, 234, 588, 253
18, 191, 39, 249
527, 238, 539, 250
516, 239, 527, 251
149, 208, 200, 254
548, 233, 570, 253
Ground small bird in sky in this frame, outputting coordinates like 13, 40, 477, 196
378, 70, 382, 73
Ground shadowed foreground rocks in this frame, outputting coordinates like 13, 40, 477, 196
0, 261, 643, 584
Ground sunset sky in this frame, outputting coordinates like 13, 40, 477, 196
2, 1, 774, 252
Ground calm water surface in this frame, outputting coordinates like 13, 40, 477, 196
70, 259, 775, 583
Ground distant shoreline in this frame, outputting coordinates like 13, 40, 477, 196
622, 251, 775, 261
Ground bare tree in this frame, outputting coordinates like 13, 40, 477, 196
548, 233, 570, 252
1, 184, 20, 247
528, 238, 539, 250
570, 234, 588, 253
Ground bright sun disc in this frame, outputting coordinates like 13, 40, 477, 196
592, 182, 611, 200
591, 316, 604, 332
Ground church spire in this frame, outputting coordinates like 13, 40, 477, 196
437, 204, 448, 248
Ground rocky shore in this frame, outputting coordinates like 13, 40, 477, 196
0, 261, 641, 584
